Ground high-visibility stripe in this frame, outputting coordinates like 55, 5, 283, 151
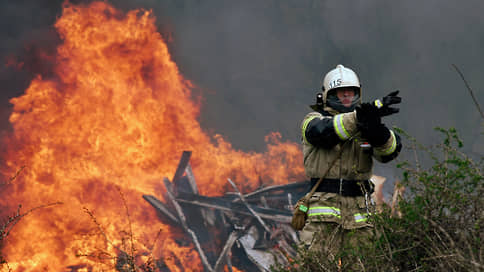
333, 114, 350, 140
354, 213, 368, 223
375, 130, 397, 156
308, 206, 341, 218
302, 115, 318, 144
374, 99, 383, 108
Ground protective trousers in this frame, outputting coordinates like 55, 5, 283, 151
299, 192, 374, 270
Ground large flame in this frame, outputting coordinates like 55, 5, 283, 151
0, 1, 304, 271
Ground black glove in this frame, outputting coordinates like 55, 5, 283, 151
356, 103, 391, 146
362, 122, 391, 146
356, 102, 381, 128
373, 90, 402, 117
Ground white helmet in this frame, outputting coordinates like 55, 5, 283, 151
321, 64, 361, 113
323, 64, 360, 92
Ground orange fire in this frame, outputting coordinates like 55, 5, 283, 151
0, 1, 304, 271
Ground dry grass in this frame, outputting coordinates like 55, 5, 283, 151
1, 165, 63, 270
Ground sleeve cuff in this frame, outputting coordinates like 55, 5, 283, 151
374, 130, 397, 156
333, 111, 358, 140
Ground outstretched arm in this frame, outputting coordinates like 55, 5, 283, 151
301, 112, 358, 149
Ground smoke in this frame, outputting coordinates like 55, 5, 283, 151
0, 0, 63, 133
1, 0, 483, 159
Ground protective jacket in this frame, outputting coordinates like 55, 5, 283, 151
302, 109, 400, 180
299, 105, 401, 237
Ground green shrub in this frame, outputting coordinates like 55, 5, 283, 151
274, 128, 483, 272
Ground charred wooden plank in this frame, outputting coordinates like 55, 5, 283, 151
184, 163, 199, 194
226, 255, 233, 272
228, 179, 297, 267
180, 163, 209, 223
238, 227, 274, 272
163, 177, 214, 272
214, 230, 240, 272
172, 151, 192, 184
175, 191, 292, 223
171, 155, 221, 264
163, 178, 174, 197
171, 151, 193, 197
226, 181, 310, 205
242, 181, 309, 199
180, 160, 220, 262
226, 192, 300, 205
227, 178, 271, 233
142, 195, 179, 225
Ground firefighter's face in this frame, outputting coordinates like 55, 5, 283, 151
336, 88, 356, 108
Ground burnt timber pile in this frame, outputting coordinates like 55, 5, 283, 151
142, 151, 310, 271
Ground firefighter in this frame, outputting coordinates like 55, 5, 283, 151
299, 64, 402, 267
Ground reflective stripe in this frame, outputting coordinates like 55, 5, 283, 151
333, 114, 350, 140
354, 213, 368, 223
308, 206, 341, 218
375, 130, 397, 156
302, 115, 318, 144
374, 99, 383, 108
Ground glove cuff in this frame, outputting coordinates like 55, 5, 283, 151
367, 123, 390, 146
373, 99, 383, 108
374, 130, 399, 157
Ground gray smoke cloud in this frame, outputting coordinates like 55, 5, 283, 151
1, 0, 483, 183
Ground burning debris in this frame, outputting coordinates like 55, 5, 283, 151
143, 151, 309, 271
0, 2, 305, 270
0, 2, 396, 270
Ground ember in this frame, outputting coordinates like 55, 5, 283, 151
0, 1, 304, 271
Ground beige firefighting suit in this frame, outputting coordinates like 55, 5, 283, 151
299, 107, 400, 260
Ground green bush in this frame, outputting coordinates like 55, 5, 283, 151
273, 127, 483, 271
